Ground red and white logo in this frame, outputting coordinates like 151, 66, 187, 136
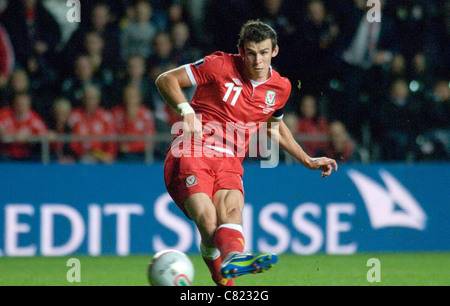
265, 90, 276, 105
185, 175, 197, 187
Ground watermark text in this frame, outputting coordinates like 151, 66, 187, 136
366, 258, 381, 282
66, 257, 81, 283
66, 0, 81, 23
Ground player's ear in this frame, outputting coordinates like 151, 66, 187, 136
238, 45, 244, 57
271, 45, 279, 57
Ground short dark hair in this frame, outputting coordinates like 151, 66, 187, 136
237, 20, 278, 51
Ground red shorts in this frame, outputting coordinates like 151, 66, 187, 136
164, 147, 244, 218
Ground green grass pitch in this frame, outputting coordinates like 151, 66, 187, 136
0, 253, 448, 286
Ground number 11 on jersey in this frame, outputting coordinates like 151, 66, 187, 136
223, 82, 243, 106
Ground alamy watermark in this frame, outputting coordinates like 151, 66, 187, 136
66, 257, 81, 283
366, 0, 382, 23
170, 116, 280, 168
66, 0, 81, 23
366, 258, 381, 283
66, 1, 380, 24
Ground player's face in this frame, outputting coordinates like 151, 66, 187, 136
240, 39, 279, 82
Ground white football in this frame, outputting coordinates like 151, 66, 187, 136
148, 249, 195, 286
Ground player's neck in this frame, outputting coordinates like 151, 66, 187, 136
246, 72, 270, 83
245, 66, 272, 83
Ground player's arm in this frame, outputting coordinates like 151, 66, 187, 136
155, 66, 201, 139
266, 117, 337, 177
155, 66, 192, 111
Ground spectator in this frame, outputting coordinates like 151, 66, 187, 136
167, 1, 189, 30
68, 85, 116, 163
296, 94, 329, 157
112, 85, 156, 162
62, 2, 121, 76
5, 68, 54, 125
47, 97, 75, 163
81, 31, 115, 103
281, 112, 299, 135
120, 0, 158, 62
147, 0, 169, 32
1, 0, 60, 83
83, 0, 128, 27
292, 0, 339, 93
0, 22, 15, 106
0, 92, 47, 161
386, 53, 407, 82
0, 0, 6, 13
61, 55, 104, 108
181, 0, 211, 48
146, 32, 184, 133
170, 21, 203, 65
334, 0, 400, 142
416, 79, 450, 160
83, 31, 109, 77
118, 2, 136, 30
259, 0, 297, 75
376, 78, 422, 161
385, 0, 440, 70
407, 52, 437, 97
42, 0, 80, 52
3, 69, 31, 103
112, 54, 154, 109
387, 52, 435, 100
147, 32, 177, 81
317, 120, 358, 163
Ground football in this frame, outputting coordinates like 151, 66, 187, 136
147, 249, 195, 286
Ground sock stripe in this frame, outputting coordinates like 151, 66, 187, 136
214, 224, 245, 260
217, 223, 243, 234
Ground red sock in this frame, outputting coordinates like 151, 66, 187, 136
214, 224, 245, 259
202, 257, 235, 286
200, 243, 235, 286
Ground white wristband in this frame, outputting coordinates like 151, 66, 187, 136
176, 102, 195, 116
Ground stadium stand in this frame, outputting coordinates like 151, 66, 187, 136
0, 0, 448, 163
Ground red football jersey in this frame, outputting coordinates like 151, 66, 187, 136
68, 107, 117, 159
183, 51, 292, 159
0, 106, 47, 159
111, 105, 155, 153
297, 117, 329, 157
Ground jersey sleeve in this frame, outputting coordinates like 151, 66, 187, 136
184, 52, 227, 86
272, 107, 284, 120
30, 115, 48, 134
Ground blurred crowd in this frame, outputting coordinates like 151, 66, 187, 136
0, 0, 448, 164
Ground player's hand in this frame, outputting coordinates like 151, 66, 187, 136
182, 113, 202, 140
308, 157, 338, 178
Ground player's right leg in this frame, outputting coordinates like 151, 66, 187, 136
212, 189, 278, 279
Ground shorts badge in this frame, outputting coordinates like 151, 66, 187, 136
185, 174, 197, 187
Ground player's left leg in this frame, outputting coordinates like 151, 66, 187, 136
184, 193, 235, 286
212, 189, 278, 279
